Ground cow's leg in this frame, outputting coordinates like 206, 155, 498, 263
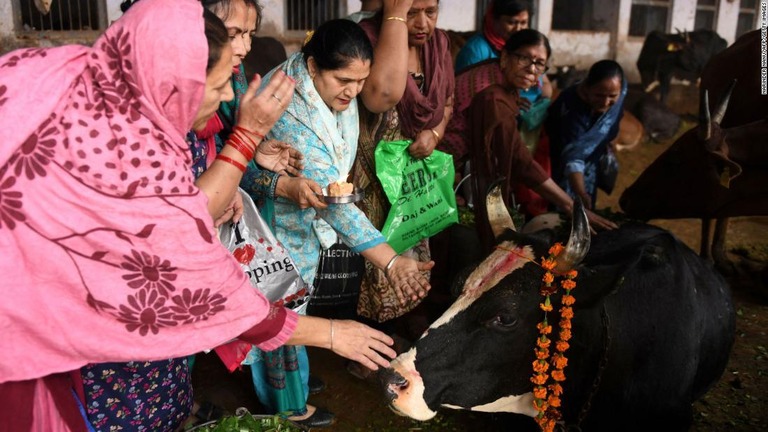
712, 217, 735, 274
656, 59, 675, 104
700, 218, 712, 259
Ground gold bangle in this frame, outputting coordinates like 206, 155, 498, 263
385, 16, 406, 23
430, 128, 441, 142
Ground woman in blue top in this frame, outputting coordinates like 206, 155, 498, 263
545, 60, 627, 210
455, 0, 531, 72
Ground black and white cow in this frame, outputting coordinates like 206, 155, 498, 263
380, 195, 735, 431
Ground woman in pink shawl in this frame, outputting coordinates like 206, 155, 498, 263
0, 0, 395, 430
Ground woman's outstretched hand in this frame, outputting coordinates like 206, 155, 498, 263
330, 320, 397, 370
387, 256, 434, 305
586, 209, 618, 231
254, 139, 304, 176
237, 71, 295, 135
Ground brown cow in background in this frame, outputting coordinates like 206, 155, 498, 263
622, 30, 768, 270
700, 30, 768, 128
620, 77, 768, 269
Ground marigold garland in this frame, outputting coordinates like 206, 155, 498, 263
530, 243, 578, 432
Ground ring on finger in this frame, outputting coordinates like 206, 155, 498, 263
271, 94, 282, 103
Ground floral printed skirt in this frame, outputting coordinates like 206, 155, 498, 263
80, 358, 193, 431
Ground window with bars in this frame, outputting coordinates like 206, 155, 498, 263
551, 0, 611, 31
629, 0, 671, 37
694, 0, 719, 30
736, 0, 759, 38
286, 0, 344, 32
14, 0, 106, 32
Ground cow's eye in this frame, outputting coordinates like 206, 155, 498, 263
485, 313, 519, 330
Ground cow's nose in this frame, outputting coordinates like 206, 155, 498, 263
378, 367, 409, 402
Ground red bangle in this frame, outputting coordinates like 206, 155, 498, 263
215, 154, 246, 172
234, 125, 265, 140
227, 134, 255, 161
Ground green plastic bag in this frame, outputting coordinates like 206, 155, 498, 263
375, 140, 458, 254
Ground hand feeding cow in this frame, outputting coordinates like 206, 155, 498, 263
380, 192, 734, 431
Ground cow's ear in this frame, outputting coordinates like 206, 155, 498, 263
568, 262, 630, 309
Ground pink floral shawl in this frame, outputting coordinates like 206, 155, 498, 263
0, 0, 296, 384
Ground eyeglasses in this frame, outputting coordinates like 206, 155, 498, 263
509, 52, 549, 74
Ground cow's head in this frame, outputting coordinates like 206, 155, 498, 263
380, 190, 590, 420
620, 81, 742, 219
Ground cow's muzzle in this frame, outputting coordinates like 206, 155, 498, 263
379, 367, 409, 403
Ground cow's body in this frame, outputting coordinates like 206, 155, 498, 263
624, 88, 681, 141
700, 30, 768, 128
616, 110, 644, 151
382, 221, 734, 431
622, 118, 768, 217
637, 30, 727, 104
622, 31, 768, 267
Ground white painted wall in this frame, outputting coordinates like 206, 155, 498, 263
0, 2, 14, 37
715, 0, 741, 44
548, 31, 613, 70
105, 0, 123, 23
615, 0, 642, 84
436, 0, 476, 31
670, 0, 697, 33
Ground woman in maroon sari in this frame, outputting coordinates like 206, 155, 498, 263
353, 0, 452, 325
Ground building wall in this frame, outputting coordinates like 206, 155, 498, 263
1, 0, 763, 82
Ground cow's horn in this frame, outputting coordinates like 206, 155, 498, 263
712, 79, 737, 125
698, 90, 711, 140
486, 183, 515, 237
554, 198, 591, 273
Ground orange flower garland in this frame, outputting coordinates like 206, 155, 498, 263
531, 243, 578, 432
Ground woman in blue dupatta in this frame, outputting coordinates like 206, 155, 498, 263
545, 60, 627, 209
242, 19, 433, 428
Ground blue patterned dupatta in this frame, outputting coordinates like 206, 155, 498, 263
244, 53, 364, 418
548, 79, 627, 202
261, 52, 361, 250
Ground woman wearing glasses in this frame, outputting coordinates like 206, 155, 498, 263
465, 29, 616, 252
443, 30, 554, 217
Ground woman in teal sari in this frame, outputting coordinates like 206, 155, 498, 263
244, 19, 433, 428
